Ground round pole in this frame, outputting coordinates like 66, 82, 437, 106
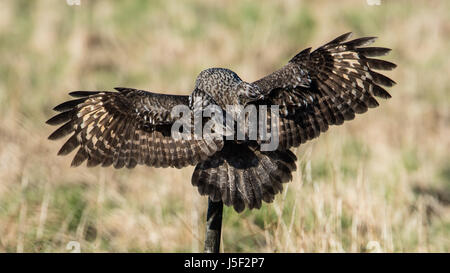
203, 198, 223, 253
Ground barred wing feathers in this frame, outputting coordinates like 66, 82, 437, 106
254, 32, 396, 149
47, 88, 223, 169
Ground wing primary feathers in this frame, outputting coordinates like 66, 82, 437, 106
71, 147, 88, 167
48, 121, 74, 140
48, 88, 219, 169
369, 70, 397, 87
53, 98, 86, 112
323, 32, 353, 47
356, 47, 391, 57
69, 91, 102, 97
57, 134, 79, 156
342, 36, 377, 48
364, 58, 397, 70
46, 110, 73, 125
252, 32, 396, 150
371, 84, 392, 99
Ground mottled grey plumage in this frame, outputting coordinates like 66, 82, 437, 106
191, 68, 262, 111
47, 32, 396, 212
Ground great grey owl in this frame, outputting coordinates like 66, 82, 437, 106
47, 33, 396, 212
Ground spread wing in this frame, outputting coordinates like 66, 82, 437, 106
46, 88, 223, 169
253, 32, 397, 149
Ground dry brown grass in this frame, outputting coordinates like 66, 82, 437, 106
0, 0, 449, 252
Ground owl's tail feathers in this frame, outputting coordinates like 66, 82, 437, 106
192, 142, 297, 213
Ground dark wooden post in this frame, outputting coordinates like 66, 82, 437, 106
203, 198, 223, 253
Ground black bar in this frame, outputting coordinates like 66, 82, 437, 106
0, 253, 443, 272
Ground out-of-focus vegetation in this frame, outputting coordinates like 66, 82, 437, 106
0, 0, 449, 252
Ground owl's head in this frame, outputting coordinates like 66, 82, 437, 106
195, 68, 263, 105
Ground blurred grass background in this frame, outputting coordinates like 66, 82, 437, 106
0, 0, 449, 252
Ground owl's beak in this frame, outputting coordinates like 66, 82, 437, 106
247, 92, 263, 101
238, 83, 264, 102
250, 93, 264, 101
